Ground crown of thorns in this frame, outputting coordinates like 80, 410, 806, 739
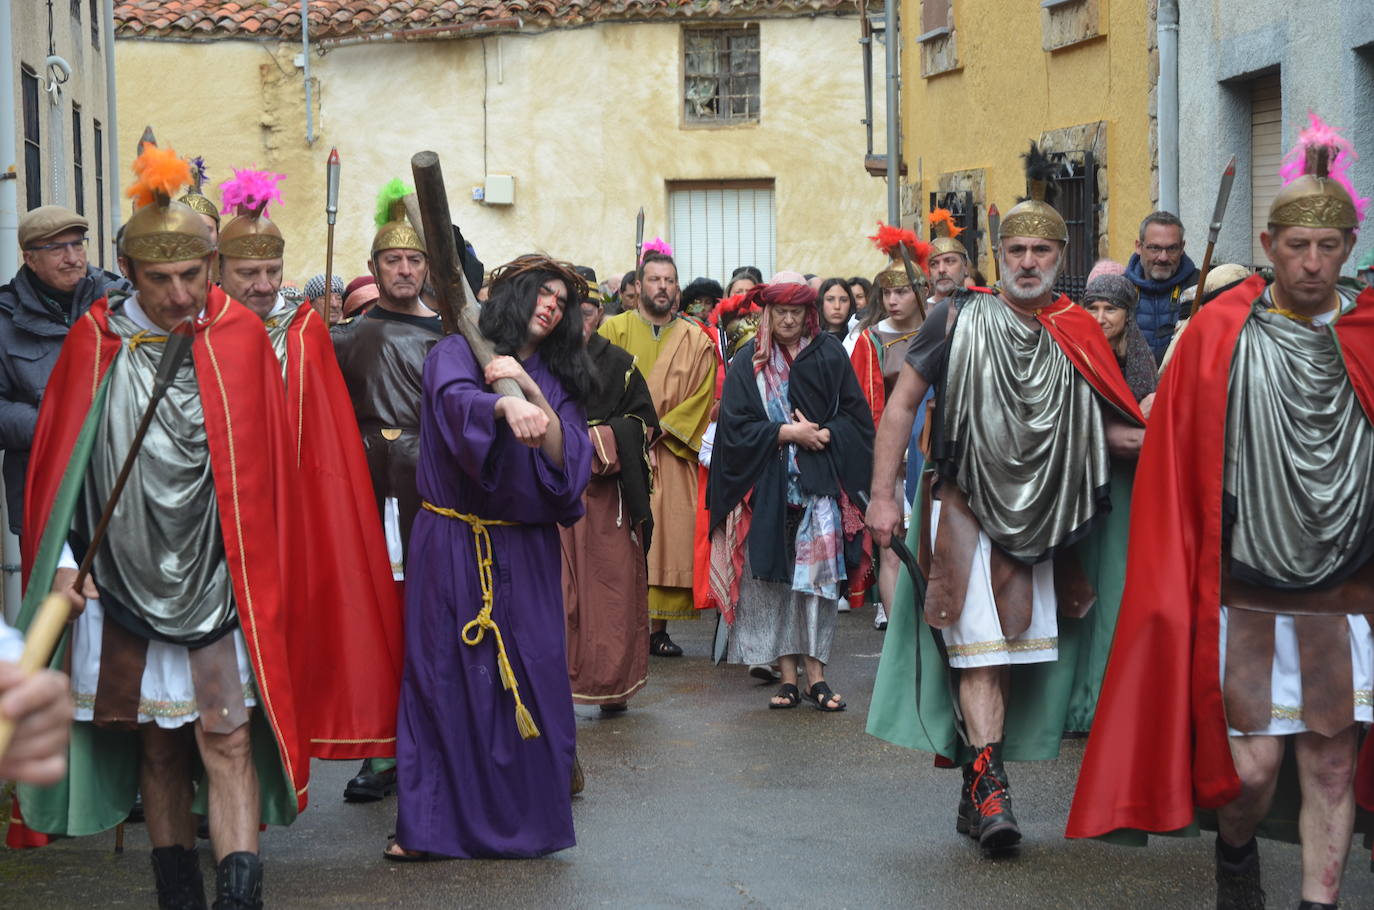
489, 254, 589, 305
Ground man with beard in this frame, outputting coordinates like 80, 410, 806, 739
331, 180, 441, 802
0, 206, 128, 540
1069, 116, 1374, 910
216, 177, 405, 777
598, 253, 716, 657
865, 144, 1144, 854
1125, 211, 1199, 363
928, 208, 971, 305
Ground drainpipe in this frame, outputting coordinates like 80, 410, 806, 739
45, 55, 72, 207
0, 0, 18, 622
104, 0, 121, 250
1157, 0, 1179, 214
884, 0, 900, 225
302, 0, 314, 144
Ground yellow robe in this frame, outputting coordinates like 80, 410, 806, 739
599, 312, 716, 620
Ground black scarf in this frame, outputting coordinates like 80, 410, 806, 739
586, 334, 658, 545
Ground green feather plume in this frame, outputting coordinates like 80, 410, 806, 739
375, 178, 413, 228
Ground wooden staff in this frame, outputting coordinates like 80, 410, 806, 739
408, 151, 524, 400
321, 148, 340, 321
898, 242, 928, 320
0, 320, 196, 759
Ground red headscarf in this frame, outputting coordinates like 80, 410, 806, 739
748, 282, 819, 373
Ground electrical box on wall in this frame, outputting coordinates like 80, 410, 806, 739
483, 175, 515, 206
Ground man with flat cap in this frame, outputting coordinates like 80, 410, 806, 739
0, 205, 127, 542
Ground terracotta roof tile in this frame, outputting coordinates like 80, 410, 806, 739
115, 0, 854, 39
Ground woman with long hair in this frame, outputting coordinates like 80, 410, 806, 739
387, 255, 593, 861
816, 277, 857, 339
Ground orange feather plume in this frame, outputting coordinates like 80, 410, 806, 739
125, 145, 193, 210
928, 208, 965, 239
868, 222, 932, 275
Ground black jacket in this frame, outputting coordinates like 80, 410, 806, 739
0, 264, 129, 533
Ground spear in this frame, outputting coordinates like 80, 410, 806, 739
634, 207, 645, 306
897, 241, 928, 320
321, 148, 340, 322
1188, 154, 1237, 318
987, 204, 1001, 283
0, 319, 196, 758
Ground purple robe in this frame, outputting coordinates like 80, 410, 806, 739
396, 335, 591, 858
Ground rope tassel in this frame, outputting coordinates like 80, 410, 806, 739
427, 501, 541, 741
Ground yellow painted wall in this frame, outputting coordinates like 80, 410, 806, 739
900, 0, 1153, 267
116, 18, 887, 287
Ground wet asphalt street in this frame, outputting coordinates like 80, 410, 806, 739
4, 609, 1374, 909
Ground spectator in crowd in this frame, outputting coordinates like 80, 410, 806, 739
305, 273, 346, 324
1358, 247, 1374, 287
709, 281, 873, 711
848, 276, 874, 324
816, 277, 856, 339
726, 266, 762, 297
1158, 262, 1252, 373
681, 277, 724, 322
0, 206, 128, 537
618, 270, 640, 313
343, 275, 380, 320
1125, 211, 1199, 363
1079, 272, 1157, 404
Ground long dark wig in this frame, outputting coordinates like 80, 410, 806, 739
479, 255, 595, 405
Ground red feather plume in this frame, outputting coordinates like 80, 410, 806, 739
868, 222, 932, 275
709, 292, 760, 328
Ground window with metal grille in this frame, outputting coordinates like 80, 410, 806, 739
927, 189, 980, 263
90, 0, 100, 47
1046, 150, 1098, 301
72, 103, 84, 216
684, 26, 760, 125
94, 119, 105, 266
668, 180, 776, 284
21, 65, 40, 211
71, 0, 81, 21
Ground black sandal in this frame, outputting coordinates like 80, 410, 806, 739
649, 630, 683, 657
769, 683, 801, 709
804, 680, 846, 712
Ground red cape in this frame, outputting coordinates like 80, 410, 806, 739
1067, 277, 1374, 839
24, 288, 310, 810
1034, 295, 1146, 425
278, 303, 403, 759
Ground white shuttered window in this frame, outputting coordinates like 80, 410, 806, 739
668, 181, 776, 285
1250, 73, 1283, 266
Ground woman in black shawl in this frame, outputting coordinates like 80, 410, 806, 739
559, 291, 660, 714
708, 282, 874, 711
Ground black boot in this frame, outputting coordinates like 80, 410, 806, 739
1215, 835, 1265, 910
343, 759, 398, 802
213, 852, 262, 910
970, 742, 1021, 852
150, 845, 207, 910
955, 763, 977, 836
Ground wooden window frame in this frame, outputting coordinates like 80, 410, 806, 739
683, 24, 761, 128
21, 65, 41, 212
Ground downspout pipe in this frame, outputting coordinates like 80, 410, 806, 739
1157, 0, 1179, 214
104, 0, 121, 249
0, 0, 19, 623
303, 0, 314, 144
883, 0, 899, 225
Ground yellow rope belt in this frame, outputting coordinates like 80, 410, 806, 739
421, 501, 540, 740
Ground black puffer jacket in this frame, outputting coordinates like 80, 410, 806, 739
0, 264, 129, 533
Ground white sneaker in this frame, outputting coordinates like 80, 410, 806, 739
837, 599, 852, 613
873, 603, 888, 631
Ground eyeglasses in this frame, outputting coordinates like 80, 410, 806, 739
27, 238, 88, 254
1142, 243, 1182, 256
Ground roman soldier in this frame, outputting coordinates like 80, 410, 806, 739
331, 179, 441, 802
1068, 115, 1374, 910
216, 170, 405, 773
928, 208, 971, 304
865, 142, 1144, 854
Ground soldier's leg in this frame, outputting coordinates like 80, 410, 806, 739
1295, 726, 1357, 906
1218, 735, 1284, 846
193, 718, 259, 859
140, 723, 196, 848
959, 665, 1006, 747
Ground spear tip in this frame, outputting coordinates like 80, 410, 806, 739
988, 202, 1000, 217
328, 147, 340, 165
1223, 154, 1236, 176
